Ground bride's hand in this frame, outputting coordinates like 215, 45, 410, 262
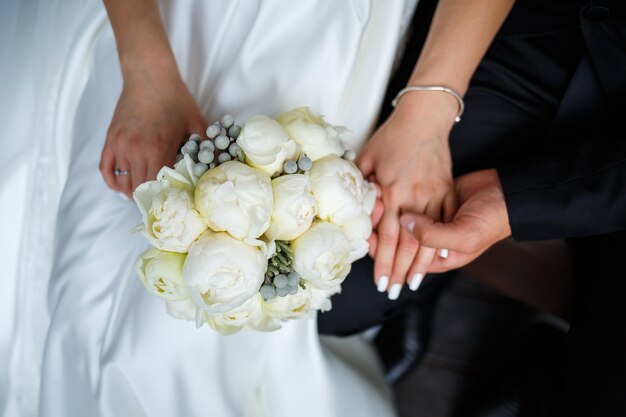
100, 0, 207, 197
100, 70, 207, 197
358, 92, 458, 296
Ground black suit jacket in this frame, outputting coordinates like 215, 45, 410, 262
499, 2, 626, 240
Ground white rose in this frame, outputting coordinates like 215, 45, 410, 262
194, 161, 273, 243
165, 298, 197, 321
341, 211, 372, 263
292, 221, 351, 297
236, 115, 298, 176
276, 107, 345, 161
183, 231, 266, 314
262, 285, 312, 320
136, 249, 189, 301
134, 163, 207, 253
309, 156, 369, 225
206, 294, 280, 334
265, 174, 317, 241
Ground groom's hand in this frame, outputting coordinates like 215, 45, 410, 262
400, 169, 512, 273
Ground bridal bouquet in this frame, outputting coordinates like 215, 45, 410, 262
133, 107, 375, 334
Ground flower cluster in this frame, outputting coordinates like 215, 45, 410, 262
134, 107, 375, 334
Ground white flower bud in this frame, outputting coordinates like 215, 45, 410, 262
236, 115, 299, 176
309, 156, 369, 226
276, 107, 344, 161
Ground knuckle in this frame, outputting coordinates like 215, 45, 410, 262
385, 183, 405, 205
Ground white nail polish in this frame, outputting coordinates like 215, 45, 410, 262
388, 283, 402, 300
439, 248, 449, 259
409, 273, 424, 291
406, 220, 415, 233
377, 276, 389, 292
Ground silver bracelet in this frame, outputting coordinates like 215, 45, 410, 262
391, 85, 465, 123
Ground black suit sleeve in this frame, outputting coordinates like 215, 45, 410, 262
500, 155, 626, 241
499, 14, 626, 241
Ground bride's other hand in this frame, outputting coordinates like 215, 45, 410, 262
100, 72, 207, 196
358, 0, 515, 297
99, 0, 207, 197
358, 93, 457, 295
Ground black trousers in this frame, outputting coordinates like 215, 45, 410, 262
319, 0, 626, 415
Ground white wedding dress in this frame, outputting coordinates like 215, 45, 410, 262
3, 1, 416, 416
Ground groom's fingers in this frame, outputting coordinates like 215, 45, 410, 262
427, 250, 483, 273
399, 212, 482, 254
442, 190, 458, 222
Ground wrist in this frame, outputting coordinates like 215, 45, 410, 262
120, 44, 179, 82
393, 89, 459, 133
114, 21, 180, 84
409, 70, 470, 97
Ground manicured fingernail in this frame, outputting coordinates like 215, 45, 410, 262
439, 248, 449, 259
377, 276, 389, 292
409, 273, 424, 291
388, 283, 402, 300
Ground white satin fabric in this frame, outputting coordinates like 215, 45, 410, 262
32, 1, 411, 416
1, 2, 105, 416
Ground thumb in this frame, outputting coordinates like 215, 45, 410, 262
356, 149, 374, 178
400, 212, 478, 254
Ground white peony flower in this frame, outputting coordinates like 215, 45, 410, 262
265, 174, 317, 241
133, 160, 207, 253
309, 156, 369, 226
136, 249, 189, 301
341, 211, 372, 263
292, 221, 351, 297
183, 231, 266, 314
165, 298, 197, 321
194, 161, 274, 243
276, 107, 344, 161
206, 294, 280, 334
236, 115, 299, 176
262, 285, 312, 320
